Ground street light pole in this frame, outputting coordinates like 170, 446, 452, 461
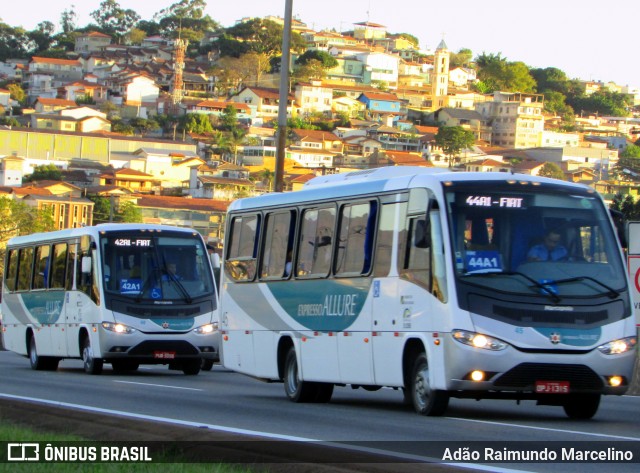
274, 0, 293, 193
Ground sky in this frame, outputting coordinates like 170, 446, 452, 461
1, 0, 638, 87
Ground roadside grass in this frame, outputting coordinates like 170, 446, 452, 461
0, 422, 255, 473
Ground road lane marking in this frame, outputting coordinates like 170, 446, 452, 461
113, 380, 202, 391
446, 416, 640, 441
0, 392, 537, 472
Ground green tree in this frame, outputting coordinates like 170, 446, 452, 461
7, 83, 25, 104
434, 126, 475, 167
567, 90, 632, 117
295, 50, 338, 69
28, 21, 56, 54
256, 168, 274, 191
60, 5, 77, 34
90, 0, 141, 43
449, 48, 473, 69
0, 197, 55, 277
475, 52, 535, 93
218, 18, 306, 59
153, 0, 219, 42
0, 22, 30, 60
180, 113, 214, 134
530, 67, 570, 95
219, 104, 239, 131
621, 144, 640, 159
23, 164, 62, 182
89, 196, 112, 224
292, 59, 327, 82
537, 162, 565, 180
116, 200, 142, 223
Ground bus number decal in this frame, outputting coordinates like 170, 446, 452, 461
120, 278, 142, 294
465, 250, 502, 272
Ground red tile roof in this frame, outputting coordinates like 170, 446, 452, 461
31, 57, 82, 66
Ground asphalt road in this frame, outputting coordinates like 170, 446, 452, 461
1, 350, 639, 472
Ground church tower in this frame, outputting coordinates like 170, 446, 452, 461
431, 39, 450, 111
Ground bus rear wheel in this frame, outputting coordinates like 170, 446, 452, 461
28, 336, 59, 371
563, 394, 600, 419
284, 347, 320, 403
82, 336, 103, 375
409, 353, 449, 416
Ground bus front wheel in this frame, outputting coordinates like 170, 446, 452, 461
409, 353, 449, 416
182, 359, 201, 375
563, 394, 600, 419
81, 336, 103, 375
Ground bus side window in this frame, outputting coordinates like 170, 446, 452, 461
66, 243, 77, 291
17, 247, 34, 292
50, 243, 67, 289
225, 214, 260, 282
374, 202, 407, 277
297, 207, 335, 277
5, 249, 19, 292
335, 201, 375, 276
33, 244, 51, 290
401, 216, 431, 290
260, 211, 294, 279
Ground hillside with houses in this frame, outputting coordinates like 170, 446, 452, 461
1, 2, 639, 248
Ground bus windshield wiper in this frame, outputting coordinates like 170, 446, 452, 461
161, 268, 192, 304
135, 268, 161, 302
549, 276, 620, 299
461, 270, 561, 303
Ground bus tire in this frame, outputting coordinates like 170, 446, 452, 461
314, 383, 334, 403
409, 353, 449, 416
563, 394, 600, 419
182, 359, 201, 375
82, 336, 103, 375
28, 336, 58, 371
284, 347, 316, 403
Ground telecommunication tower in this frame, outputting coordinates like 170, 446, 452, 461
171, 38, 188, 113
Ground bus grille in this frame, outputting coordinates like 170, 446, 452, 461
493, 306, 608, 325
128, 341, 199, 356
493, 363, 604, 390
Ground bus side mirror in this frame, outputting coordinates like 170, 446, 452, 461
210, 253, 221, 269
81, 256, 92, 274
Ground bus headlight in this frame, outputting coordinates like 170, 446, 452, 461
597, 336, 637, 355
452, 330, 508, 351
102, 322, 136, 334
194, 323, 218, 335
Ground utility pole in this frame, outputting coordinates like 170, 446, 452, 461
274, 0, 293, 193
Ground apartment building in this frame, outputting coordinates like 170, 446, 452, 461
475, 92, 545, 148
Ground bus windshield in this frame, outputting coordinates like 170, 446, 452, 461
100, 230, 214, 302
444, 181, 626, 299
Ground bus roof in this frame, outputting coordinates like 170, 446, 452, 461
228, 167, 592, 212
7, 223, 201, 247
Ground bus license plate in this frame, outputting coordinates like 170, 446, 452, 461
153, 351, 176, 360
535, 381, 569, 394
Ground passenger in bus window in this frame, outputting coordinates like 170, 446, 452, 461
284, 249, 293, 277
527, 229, 568, 262
164, 262, 183, 281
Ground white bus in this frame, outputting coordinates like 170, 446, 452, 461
2, 224, 219, 375
220, 167, 637, 418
